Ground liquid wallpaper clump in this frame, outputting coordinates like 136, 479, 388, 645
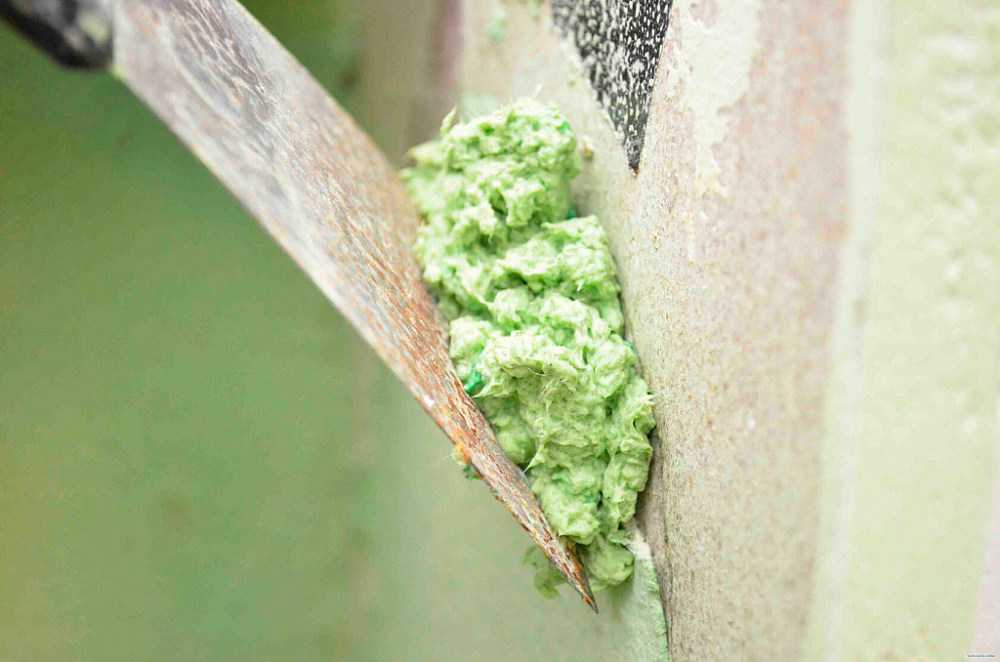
403, 98, 655, 592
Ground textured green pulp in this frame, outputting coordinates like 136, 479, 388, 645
403, 99, 655, 591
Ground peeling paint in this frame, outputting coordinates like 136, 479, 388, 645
666, 0, 761, 196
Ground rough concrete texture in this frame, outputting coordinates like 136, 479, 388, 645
458, 0, 847, 658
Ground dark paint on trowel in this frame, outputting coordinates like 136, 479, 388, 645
552, 0, 672, 171
2, 0, 597, 610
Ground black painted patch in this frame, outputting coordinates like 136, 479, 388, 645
552, 0, 672, 171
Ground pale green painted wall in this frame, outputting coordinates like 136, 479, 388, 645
0, 3, 657, 660
807, 0, 1000, 659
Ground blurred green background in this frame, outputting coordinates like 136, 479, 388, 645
0, 2, 631, 659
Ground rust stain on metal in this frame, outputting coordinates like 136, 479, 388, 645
112, 0, 594, 609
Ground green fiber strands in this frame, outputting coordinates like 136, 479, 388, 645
403, 99, 656, 592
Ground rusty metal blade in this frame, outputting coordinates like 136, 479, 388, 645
111, 0, 595, 609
